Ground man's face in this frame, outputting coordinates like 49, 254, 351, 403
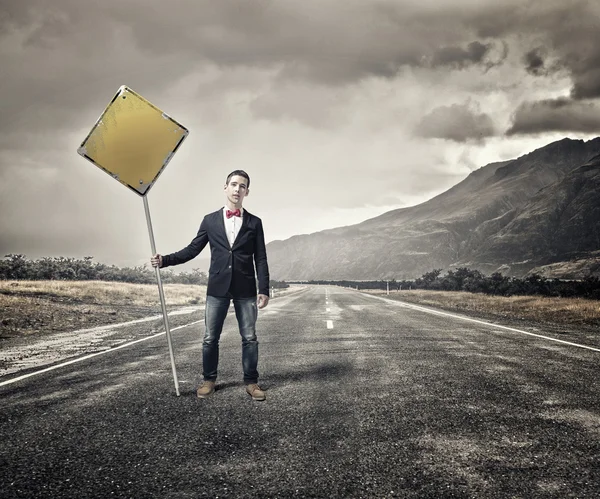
224, 175, 249, 207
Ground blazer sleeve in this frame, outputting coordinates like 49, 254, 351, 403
253, 218, 270, 296
161, 217, 209, 267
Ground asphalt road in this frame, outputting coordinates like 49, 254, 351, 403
1, 286, 599, 498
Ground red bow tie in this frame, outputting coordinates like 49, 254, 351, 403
226, 209, 241, 219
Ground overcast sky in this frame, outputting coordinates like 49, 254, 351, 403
1, 0, 600, 269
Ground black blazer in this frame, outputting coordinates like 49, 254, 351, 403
161, 208, 270, 298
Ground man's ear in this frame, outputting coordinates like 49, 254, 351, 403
245, 189, 250, 197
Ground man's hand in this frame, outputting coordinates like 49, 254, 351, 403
150, 254, 163, 268
257, 294, 269, 309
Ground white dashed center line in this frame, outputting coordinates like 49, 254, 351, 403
325, 289, 333, 329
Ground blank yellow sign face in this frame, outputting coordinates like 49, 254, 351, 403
77, 85, 189, 196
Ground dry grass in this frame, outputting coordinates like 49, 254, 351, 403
0, 280, 206, 338
364, 289, 600, 327
0, 280, 205, 307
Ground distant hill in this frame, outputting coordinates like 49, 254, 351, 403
267, 137, 600, 280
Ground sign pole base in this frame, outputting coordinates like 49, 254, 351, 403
143, 195, 180, 396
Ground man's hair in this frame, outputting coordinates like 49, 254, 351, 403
226, 170, 250, 187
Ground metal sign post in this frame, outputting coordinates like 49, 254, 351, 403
77, 85, 189, 396
144, 195, 180, 396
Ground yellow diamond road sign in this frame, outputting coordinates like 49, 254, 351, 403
77, 85, 189, 196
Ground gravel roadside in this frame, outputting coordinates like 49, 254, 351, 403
0, 306, 204, 378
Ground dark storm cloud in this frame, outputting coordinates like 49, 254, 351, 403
570, 68, 600, 100
524, 48, 546, 76
3, 0, 600, 89
507, 98, 600, 136
2, 0, 600, 153
430, 41, 507, 70
0, 0, 514, 157
467, 0, 600, 99
1, 0, 427, 85
415, 103, 496, 143
432, 41, 490, 67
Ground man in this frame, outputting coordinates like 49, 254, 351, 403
151, 170, 270, 401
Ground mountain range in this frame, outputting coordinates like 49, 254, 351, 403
266, 137, 600, 280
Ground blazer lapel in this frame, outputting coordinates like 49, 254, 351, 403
232, 210, 250, 249
214, 209, 230, 247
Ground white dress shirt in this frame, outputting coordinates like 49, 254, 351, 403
223, 206, 244, 247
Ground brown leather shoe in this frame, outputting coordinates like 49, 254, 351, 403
197, 381, 216, 398
246, 384, 266, 401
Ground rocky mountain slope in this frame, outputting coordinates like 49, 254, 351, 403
473, 154, 600, 277
267, 138, 600, 280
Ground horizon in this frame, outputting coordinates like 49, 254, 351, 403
2, 133, 598, 271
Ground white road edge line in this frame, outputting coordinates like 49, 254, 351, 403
0, 320, 204, 388
326, 320, 334, 329
365, 293, 600, 353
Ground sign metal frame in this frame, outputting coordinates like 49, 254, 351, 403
77, 85, 188, 196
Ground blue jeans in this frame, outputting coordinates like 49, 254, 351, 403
203, 295, 259, 384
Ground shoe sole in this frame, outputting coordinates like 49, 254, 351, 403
247, 393, 266, 401
197, 386, 215, 399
